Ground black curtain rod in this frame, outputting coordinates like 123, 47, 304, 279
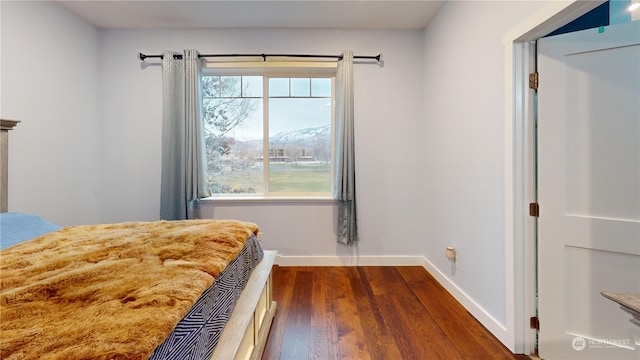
137, 52, 381, 62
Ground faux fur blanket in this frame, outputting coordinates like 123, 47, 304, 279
0, 219, 259, 360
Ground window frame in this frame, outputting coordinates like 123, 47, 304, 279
200, 61, 337, 201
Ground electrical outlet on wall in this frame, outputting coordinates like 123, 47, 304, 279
446, 246, 456, 261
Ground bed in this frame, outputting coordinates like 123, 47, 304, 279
0, 119, 277, 360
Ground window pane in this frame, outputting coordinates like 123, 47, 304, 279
203, 93, 264, 194
242, 76, 262, 97
269, 78, 289, 97
311, 78, 331, 97
220, 76, 241, 97
202, 76, 221, 98
290, 78, 310, 97
204, 73, 334, 196
268, 97, 332, 192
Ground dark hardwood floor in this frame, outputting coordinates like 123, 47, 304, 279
263, 266, 531, 360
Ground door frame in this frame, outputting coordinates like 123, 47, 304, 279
503, 0, 606, 354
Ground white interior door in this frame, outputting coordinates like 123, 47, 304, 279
537, 21, 640, 359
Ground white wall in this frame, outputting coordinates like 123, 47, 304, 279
420, 0, 550, 343
1, 1, 428, 257
1, 0, 561, 351
0, 1, 101, 226
98, 28, 429, 258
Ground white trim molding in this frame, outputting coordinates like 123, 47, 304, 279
275, 255, 425, 267
420, 257, 509, 346
502, 0, 605, 354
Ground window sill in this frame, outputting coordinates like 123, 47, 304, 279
197, 196, 337, 205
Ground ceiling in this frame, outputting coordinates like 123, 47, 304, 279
58, 0, 444, 30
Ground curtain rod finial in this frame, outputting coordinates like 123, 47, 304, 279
138, 53, 147, 61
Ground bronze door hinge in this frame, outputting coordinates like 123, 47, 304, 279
529, 72, 539, 90
529, 203, 540, 217
530, 316, 540, 330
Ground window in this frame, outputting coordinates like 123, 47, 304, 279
202, 68, 335, 197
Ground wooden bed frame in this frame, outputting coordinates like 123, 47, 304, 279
0, 118, 277, 360
213, 250, 277, 360
1, 119, 20, 212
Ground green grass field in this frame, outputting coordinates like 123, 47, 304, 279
269, 171, 331, 192
220, 163, 331, 193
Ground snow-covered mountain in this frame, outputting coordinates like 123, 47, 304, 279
235, 124, 331, 153
268, 124, 331, 146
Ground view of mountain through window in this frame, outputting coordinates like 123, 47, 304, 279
202, 74, 334, 195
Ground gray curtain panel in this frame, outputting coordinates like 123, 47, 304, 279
160, 50, 210, 220
334, 50, 358, 245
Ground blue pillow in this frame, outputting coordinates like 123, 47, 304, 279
0, 212, 62, 250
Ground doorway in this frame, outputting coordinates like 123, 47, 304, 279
536, 20, 640, 359
507, 0, 640, 356
505, 0, 604, 355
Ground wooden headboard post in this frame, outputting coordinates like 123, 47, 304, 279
1, 119, 20, 212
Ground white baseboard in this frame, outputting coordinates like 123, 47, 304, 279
275, 255, 425, 267
419, 257, 509, 347
275, 254, 509, 349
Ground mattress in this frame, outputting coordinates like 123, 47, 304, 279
150, 234, 264, 359
0, 215, 264, 360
